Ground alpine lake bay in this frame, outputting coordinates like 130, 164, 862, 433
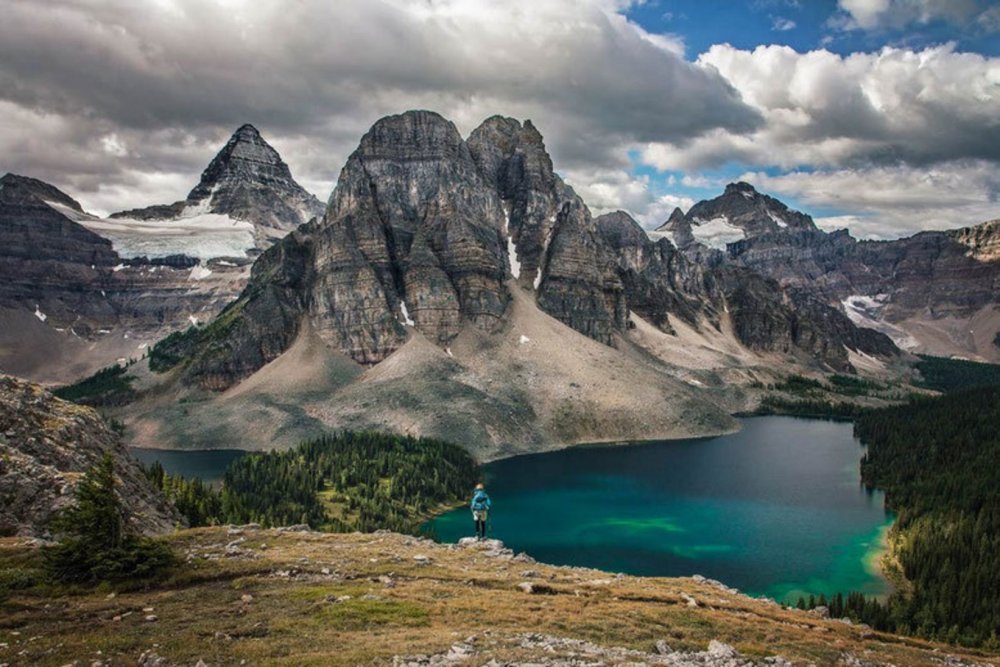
428, 415, 893, 604
132, 416, 892, 604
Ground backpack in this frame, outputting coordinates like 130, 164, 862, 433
471, 491, 490, 512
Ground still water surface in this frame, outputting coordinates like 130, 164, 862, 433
428, 416, 892, 602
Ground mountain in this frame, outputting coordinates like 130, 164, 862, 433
0, 374, 179, 537
0, 174, 250, 384
0, 125, 325, 384
655, 181, 815, 251
597, 209, 896, 371
120, 111, 901, 458
653, 183, 1000, 362
88, 124, 324, 259
676, 186, 1000, 361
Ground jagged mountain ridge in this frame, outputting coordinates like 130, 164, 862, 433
157, 111, 894, 393
595, 209, 895, 371
655, 183, 1000, 361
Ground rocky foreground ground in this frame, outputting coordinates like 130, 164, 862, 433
1, 528, 998, 666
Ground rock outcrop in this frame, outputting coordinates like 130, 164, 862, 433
0, 375, 179, 537
952, 219, 1000, 262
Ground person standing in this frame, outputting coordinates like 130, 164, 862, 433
470, 482, 491, 540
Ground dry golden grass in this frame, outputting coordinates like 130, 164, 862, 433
1, 528, 998, 666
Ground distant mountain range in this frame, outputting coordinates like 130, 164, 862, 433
657, 181, 1000, 361
1, 110, 997, 456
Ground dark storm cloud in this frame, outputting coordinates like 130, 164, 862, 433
0, 0, 761, 212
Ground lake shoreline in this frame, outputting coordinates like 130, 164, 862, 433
429, 416, 893, 602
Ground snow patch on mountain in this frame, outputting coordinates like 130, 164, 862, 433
399, 301, 415, 327
504, 208, 521, 280
690, 217, 746, 250
189, 265, 213, 281
842, 294, 919, 350
81, 213, 255, 261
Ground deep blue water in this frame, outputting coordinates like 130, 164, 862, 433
130, 447, 246, 485
428, 416, 892, 602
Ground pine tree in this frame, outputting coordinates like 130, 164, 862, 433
44, 454, 174, 583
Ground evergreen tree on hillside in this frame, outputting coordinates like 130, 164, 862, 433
44, 454, 175, 583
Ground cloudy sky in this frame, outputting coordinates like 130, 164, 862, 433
1, 0, 998, 238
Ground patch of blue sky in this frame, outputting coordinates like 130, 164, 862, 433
623, 0, 998, 59
627, 149, 839, 217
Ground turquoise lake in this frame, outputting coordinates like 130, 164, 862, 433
428, 416, 892, 603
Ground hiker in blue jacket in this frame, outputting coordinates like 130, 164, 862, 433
471, 483, 492, 540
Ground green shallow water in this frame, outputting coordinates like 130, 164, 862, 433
427, 416, 893, 602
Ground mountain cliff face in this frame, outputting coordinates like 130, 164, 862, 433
109, 124, 324, 248
162, 112, 646, 391
0, 375, 179, 537
0, 174, 118, 331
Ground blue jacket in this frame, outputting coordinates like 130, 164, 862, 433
471, 489, 492, 512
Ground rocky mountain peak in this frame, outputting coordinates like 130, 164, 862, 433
654, 206, 696, 248
675, 182, 817, 249
354, 110, 467, 162
110, 124, 324, 243
594, 210, 649, 249
725, 181, 758, 197
187, 124, 286, 200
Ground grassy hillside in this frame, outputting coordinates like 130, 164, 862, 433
2, 528, 998, 666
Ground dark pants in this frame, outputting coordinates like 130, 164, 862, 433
473, 511, 488, 538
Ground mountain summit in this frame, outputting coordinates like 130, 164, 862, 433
110, 124, 324, 246
656, 182, 816, 250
